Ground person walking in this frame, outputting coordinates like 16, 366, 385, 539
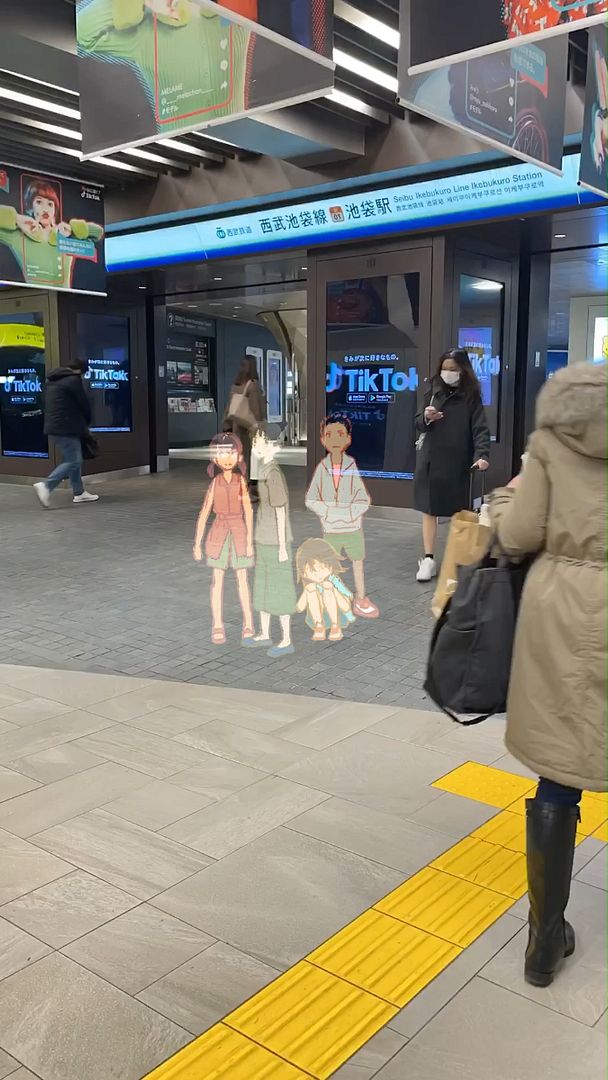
224, 355, 267, 496
33, 359, 99, 508
489, 360, 607, 988
414, 348, 490, 581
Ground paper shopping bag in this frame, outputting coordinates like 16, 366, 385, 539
431, 510, 491, 619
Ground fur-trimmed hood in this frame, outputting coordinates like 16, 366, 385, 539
536, 361, 607, 460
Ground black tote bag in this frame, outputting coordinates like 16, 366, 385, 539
424, 548, 530, 725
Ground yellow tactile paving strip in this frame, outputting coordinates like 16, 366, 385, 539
143, 762, 608, 1080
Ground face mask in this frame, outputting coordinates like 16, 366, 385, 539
441, 370, 460, 387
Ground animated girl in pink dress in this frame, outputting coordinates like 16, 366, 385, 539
193, 433, 254, 645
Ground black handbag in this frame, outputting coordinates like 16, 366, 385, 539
424, 546, 530, 725
81, 433, 99, 461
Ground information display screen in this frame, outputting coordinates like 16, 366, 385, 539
325, 274, 421, 481
77, 313, 132, 433
0, 316, 48, 458
166, 308, 215, 415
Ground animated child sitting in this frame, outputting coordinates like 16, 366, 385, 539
305, 414, 379, 618
295, 538, 355, 643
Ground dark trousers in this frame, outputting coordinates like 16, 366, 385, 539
536, 778, 582, 808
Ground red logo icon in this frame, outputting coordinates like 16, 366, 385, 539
329, 205, 345, 223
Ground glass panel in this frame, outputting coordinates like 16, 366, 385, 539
547, 246, 608, 376
76, 313, 132, 433
0, 311, 48, 459
457, 273, 504, 441
325, 273, 421, 480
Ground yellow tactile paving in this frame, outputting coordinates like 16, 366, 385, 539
507, 791, 608, 836
433, 761, 536, 808
225, 960, 397, 1079
431, 836, 527, 899
143, 1023, 308, 1079
375, 865, 513, 948
143, 759, 607, 1080
307, 908, 461, 1007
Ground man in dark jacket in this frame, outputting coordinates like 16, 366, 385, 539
33, 359, 99, 507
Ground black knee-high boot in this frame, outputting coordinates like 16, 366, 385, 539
525, 799, 579, 987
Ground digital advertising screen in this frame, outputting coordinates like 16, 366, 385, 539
0, 164, 105, 295
406, 0, 608, 73
77, 0, 333, 157
0, 318, 48, 459
77, 313, 132, 432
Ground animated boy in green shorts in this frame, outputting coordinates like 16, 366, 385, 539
306, 414, 379, 618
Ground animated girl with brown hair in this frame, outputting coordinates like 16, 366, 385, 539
193, 433, 255, 645
295, 537, 354, 643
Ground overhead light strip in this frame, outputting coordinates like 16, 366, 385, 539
332, 48, 398, 92
0, 84, 80, 120
334, 1, 400, 50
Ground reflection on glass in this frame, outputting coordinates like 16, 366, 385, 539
77, 313, 132, 433
325, 273, 421, 481
0, 312, 48, 458
457, 273, 504, 441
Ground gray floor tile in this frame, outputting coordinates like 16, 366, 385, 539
126, 706, 211, 738
0, 767, 40, 803
0, 828, 74, 905
0, 719, 16, 735
0, 871, 140, 949
63, 903, 214, 995
103, 780, 214, 832
151, 826, 402, 970
286, 797, 453, 874
0, 698, 71, 728
7, 745, 105, 785
492, 752, 538, 781
406, 791, 498, 839
175, 719, 318, 774
73, 725, 212, 780
333, 1028, 408, 1078
170, 758, 266, 801
0, 953, 190, 1080
137, 940, 280, 1034
481, 881, 607, 1026
389, 913, 524, 1039
33, 809, 212, 900
369, 709, 455, 745
162, 776, 328, 858
276, 702, 396, 750
575, 844, 607, 892
0, 712, 113, 766
4, 670, 151, 709
85, 688, 170, 723
0, 763, 149, 839
0, 916, 50, 981
280, 731, 458, 819
376, 978, 608, 1080
5, 1070, 41, 1079
0, 1050, 20, 1080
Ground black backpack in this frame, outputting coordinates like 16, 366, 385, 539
424, 548, 530, 725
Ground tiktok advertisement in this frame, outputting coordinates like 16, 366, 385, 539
0, 164, 105, 295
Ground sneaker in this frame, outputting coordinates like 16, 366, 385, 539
416, 556, 437, 582
352, 596, 380, 619
33, 482, 51, 509
73, 491, 99, 504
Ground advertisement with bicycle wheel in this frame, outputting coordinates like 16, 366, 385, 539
406, 0, 608, 74
399, 34, 568, 173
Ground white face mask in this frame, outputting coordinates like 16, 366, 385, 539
441, 370, 460, 387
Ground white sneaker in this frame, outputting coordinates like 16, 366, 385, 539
416, 556, 437, 582
33, 482, 51, 508
73, 491, 99, 504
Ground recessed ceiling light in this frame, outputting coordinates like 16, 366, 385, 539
138, 285, 146, 290
554, 233, 566, 239
213, 277, 223, 281
301, 266, 308, 271
187, 304, 197, 308
472, 281, 504, 292
208, 301, 221, 307
233, 305, 241, 310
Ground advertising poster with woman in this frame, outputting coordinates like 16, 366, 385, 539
76, 0, 333, 158
0, 165, 105, 294
579, 26, 608, 199
406, 0, 608, 74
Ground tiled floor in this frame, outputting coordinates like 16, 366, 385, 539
0, 464, 435, 710
0, 666, 605, 1079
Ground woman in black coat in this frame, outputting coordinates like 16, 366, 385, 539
414, 348, 490, 581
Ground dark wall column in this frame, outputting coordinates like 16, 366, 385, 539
513, 220, 552, 470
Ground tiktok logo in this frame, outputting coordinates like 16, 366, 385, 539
326, 361, 343, 393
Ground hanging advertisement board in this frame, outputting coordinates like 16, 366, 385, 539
407, 0, 608, 74
399, 32, 568, 174
579, 25, 608, 199
0, 164, 105, 295
199, 0, 332, 57
77, 0, 333, 158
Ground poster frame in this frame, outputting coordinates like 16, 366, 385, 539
265, 348, 283, 422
